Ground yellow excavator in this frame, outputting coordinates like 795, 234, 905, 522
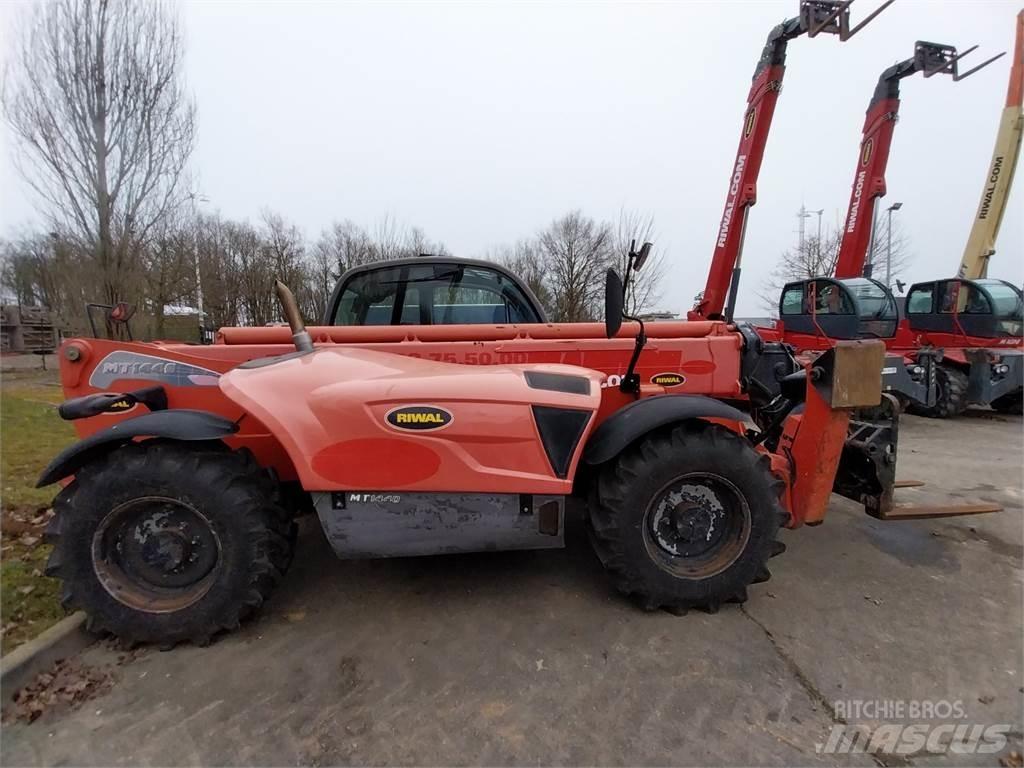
958, 10, 1023, 279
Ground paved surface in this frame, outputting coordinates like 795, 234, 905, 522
3, 412, 1022, 766
0, 353, 58, 373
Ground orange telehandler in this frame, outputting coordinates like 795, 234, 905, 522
33, 2, 999, 648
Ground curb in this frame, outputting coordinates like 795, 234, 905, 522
1, 613, 95, 699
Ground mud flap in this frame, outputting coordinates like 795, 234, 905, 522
833, 395, 1002, 520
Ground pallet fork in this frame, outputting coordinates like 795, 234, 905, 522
836, 396, 1002, 520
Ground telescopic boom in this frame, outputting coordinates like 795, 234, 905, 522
690, 0, 893, 322
958, 10, 1023, 280
833, 41, 1004, 280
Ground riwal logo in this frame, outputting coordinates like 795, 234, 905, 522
978, 155, 1003, 220
846, 169, 868, 234
861, 137, 874, 166
651, 372, 686, 387
385, 405, 454, 432
717, 155, 747, 248
844, 138, 876, 235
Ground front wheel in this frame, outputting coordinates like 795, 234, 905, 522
907, 365, 968, 419
586, 422, 786, 614
45, 441, 295, 647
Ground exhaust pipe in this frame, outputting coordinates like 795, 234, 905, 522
274, 279, 314, 353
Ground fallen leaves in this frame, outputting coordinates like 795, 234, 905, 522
4, 658, 112, 724
1, 507, 54, 541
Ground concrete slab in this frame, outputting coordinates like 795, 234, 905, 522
2, 413, 1021, 766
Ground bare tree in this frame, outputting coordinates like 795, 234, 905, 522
1, 230, 99, 333
3, 0, 196, 312
537, 211, 613, 322
369, 215, 449, 261
1, 233, 59, 307
142, 216, 197, 337
490, 239, 551, 314
758, 229, 844, 312
404, 226, 449, 258
314, 220, 377, 274
228, 220, 276, 327
758, 220, 913, 314
612, 209, 666, 316
372, 214, 408, 261
864, 217, 913, 291
194, 213, 242, 329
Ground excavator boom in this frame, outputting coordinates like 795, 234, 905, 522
958, 10, 1023, 280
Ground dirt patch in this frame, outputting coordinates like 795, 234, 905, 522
3, 657, 112, 724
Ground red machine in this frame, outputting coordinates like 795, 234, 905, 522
833, 42, 1004, 280
769, 40, 1021, 417
688, 0, 893, 322
30, 3, 1005, 649
39, 269, 901, 646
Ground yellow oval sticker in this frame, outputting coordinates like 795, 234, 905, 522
385, 405, 454, 431
651, 372, 686, 387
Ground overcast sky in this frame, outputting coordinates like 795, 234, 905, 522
1, 0, 1021, 317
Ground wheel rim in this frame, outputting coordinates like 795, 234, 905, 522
92, 496, 221, 614
642, 472, 751, 579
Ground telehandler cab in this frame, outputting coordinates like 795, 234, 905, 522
767, 34, 1022, 418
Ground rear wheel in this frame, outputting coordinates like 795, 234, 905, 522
45, 441, 295, 647
991, 390, 1023, 415
587, 422, 786, 614
907, 365, 968, 419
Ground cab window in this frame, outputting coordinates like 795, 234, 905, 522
938, 281, 990, 315
906, 284, 934, 314
433, 283, 511, 324
811, 281, 853, 315
844, 278, 897, 321
975, 280, 1023, 319
332, 263, 541, 326
780, 285, 804, 315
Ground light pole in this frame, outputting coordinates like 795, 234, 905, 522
813, 208, 824, 266
886, 202, 902, 288
188, 192, 210, 341
797, 205, 811, 253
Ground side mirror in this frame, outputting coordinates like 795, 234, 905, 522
605, 268, 623, 338
633, 242, 653, 272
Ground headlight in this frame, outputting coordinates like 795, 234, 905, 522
994, 364, 1010, 375
910, 365, 925, 378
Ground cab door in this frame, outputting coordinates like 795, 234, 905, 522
779, 279, 860, 339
